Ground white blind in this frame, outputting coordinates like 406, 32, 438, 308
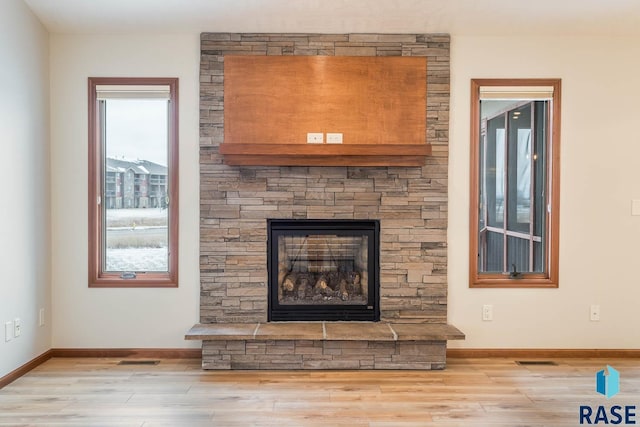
96, 84, 170, 100
479, 85, 554, 100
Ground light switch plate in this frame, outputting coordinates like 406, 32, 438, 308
5, 321, 12, 342
632, 200, 640, 216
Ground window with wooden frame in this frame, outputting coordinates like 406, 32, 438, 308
88, 77, 179, 287
470, 79, 560, 288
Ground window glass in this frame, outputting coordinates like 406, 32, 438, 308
485, 116, 505, 228
103, 99, 169, 273
507, 103, 532, 234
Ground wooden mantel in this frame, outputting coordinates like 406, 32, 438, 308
219, 143, 431, 166
221, 55, 430, 167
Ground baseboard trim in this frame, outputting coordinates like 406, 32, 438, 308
50, 348, 202, 359
447, 348, 640, 358
0, 350, 53, 389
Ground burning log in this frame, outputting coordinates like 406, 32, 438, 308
279, 272, 316, 300
297, 274, 311, 299
279, 269, 365, 303
337, 278, 349, 300
326, 271, 340, 286
277, 272, 296, 301
347, 271, 362, 295
277, 262, 289, 289
281, 272, 297, 293
314, 275, 333, 296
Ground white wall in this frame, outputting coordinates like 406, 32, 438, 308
0, 0, 51, 377
50, 34, 200, 348
47, 32, 640, 350
448, 35, 640, 348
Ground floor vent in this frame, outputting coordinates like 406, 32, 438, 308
117, 360, 160, 366
516, 360, 558, 366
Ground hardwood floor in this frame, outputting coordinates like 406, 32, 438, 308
1, 357, 639, 426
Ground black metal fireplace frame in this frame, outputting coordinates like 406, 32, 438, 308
267, 219, 380, 321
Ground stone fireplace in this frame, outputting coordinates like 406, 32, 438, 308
192, 32, 463, 369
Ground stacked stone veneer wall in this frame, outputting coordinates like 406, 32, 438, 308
199, 33, 450, 326
203, 340, 446, 370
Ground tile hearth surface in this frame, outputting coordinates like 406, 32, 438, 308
185, 321, 464, 342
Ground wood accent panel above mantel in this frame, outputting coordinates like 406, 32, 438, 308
221, 55, 430, 166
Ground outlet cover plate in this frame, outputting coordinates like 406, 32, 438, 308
5, 321, 12, 342
306, 133, 323, 144
14, 318, 21, 337
482, 304, 493, 321
326, 133, 343, 144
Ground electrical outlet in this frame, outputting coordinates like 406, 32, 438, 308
306, 132, 323, 144
482, 304, 493, 321
590, 305, 600, 321
39, 308, 45, 327
14, 318, 21, 337
326, 133, 343, 144
5, 321, 13, 342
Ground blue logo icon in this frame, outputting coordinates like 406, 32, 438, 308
596, 365, 620, 399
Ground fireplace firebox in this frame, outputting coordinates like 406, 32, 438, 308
268, 219, 380, 321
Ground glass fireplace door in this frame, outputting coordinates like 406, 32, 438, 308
268, 220, 379, 321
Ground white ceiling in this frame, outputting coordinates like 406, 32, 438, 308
22, 0, 640, 36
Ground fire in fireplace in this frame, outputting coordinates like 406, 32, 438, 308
268, 219, 380, 321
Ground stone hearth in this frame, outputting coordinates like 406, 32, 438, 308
186, 322, 464, 370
